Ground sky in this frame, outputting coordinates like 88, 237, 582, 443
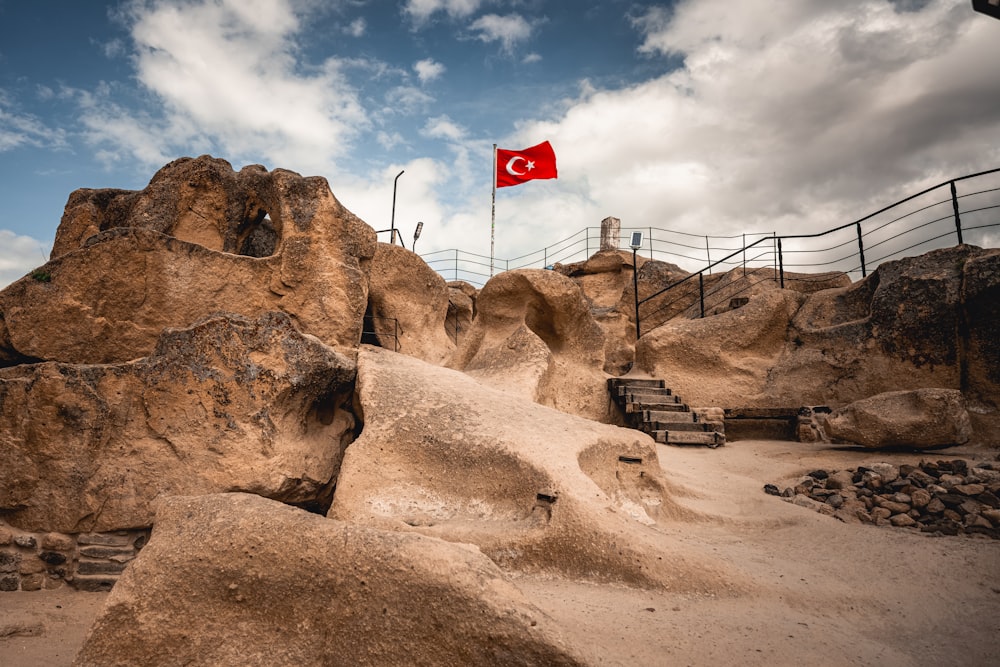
1, 0, 999, 287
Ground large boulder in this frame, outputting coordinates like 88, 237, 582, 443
365, 242, 455, 365
75, 493, 586, 667
331, 346, 746, 593
0, 312, 356, 533
821, 388, 973, 449
0, 156, 376, 366
449, 269, 610, 420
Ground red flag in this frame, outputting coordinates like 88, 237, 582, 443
495, 141, 558, 188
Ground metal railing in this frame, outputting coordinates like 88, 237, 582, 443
361, 315, 399, 352
635, 167, 1000, 336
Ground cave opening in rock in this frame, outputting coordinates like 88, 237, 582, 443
236, 207, 279, 257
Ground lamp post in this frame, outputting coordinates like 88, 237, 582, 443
629, 231, 644, 341
390, 169, 404, 245
412, 221, 424, 253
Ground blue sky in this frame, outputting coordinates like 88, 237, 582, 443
2, 0, 999, 286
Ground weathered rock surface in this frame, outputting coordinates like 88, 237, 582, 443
75, 493, 586, 667
365, 242, 455, 364
331, 346, 746, 593
0, 155, 375, 365
0, 312, 355, 533
632, 247, 1000, 442
449, 269, 611, 420
821, 389, 973, 449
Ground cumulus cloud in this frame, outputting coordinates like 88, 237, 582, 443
509, 0, 1000, 248
0, 230, 50, 288
421, 114, 466, 141
468, 13, 533, 54
344, 17, 366, 37
78, 0, 368, 174
414, 58, 446, 83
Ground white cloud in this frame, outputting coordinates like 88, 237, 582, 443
78, 0, 368, 174
404, 0, 484, 26
522, 52, 541, 64
0, 230, 50, 289
413, 58, 446, 83
344, 17, 366, 37
421, 115, 466, 141
507, 0, 1000, 247
0, 92, 67, 152
468, 13, 533, 54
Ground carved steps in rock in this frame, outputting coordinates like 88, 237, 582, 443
607, 378, 724, 448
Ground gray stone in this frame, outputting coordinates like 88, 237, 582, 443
823, 388, 973, 449
0, 551, 21, 572
76, 533, 133, 547
13, 535, 36, 549
79, 546, 134, 560
76, 560, 127, 575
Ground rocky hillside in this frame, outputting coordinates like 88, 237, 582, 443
0, 155, 997, 663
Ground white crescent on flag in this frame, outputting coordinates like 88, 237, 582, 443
506, 156, 526, 176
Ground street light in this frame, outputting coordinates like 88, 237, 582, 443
630, 231, 643, 341
412, 222, 424, 253
390, 169, 404, 245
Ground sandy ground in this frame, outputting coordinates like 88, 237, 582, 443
2, 439, 998, 666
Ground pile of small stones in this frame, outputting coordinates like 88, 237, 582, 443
764, 459, 1000, 539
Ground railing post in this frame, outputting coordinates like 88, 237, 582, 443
742, 233, 746, 277
856, 222, 867, 278
632, 247, 641, 340
698, 273, 705, 318
454, 249, 458, 281
705, 236, 712, 274
777, 237, 785, 289
772, 234, 778, 282
950, 181, 964, 245
648, 227, 653, 259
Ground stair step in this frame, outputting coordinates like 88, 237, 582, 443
642, 421, 716, 433
643, 409, 695, 423
615, 385, 672, 399
652, 430, 725, 447
623, 392, 680, 404
625, 402, 689, 413
608, 378, 665, 390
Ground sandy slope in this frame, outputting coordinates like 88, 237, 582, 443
2, 440, 997, 666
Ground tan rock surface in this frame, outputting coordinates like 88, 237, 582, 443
365, 242, 455, 364
0, 312, 355, 533
74, 493, 586, 667
449, 269, 612, 420
821, 388, 973, 449
0, 156, 375, 365
331, 345, 747, 594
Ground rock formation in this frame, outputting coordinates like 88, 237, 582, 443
0, 312, 356, 533
75, 493, 586, 667
821, 388, 973, 449
330, 345, 745, 593
0, 156, 375, 365
365, 242, 455, 365
449, 269, 612, 420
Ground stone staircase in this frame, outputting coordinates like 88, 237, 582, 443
608, 378, 725, 448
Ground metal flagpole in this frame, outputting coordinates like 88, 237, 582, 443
491, 144, 497, 277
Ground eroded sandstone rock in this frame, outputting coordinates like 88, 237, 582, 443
0, 156, 375, 366
331, 346, 746, 593
74, 493, 586, 667
449, 269, 611, 420
365, 242, 455, 364
821, 388, 973, 449
0, 312, 355, 533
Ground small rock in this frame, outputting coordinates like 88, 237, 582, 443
871, 507, 892, 521
876, 498, 911, 515
825, 470, 855, 490
870, 463, 899, 484
943, 509, 963, 522
862, 471, 883, 490
981, 508, 1000, 527
763, 484, 781, 496
906, 470, 936, 487
827, 494, 845, 509
954, 483, 985, 497
910, 488, 932, 509
939, 474, 964, 489
807, 470, 829, 481
14, 536, 37, 549
40, 533, 75, 551
892, 492, 912, 505
890, 514, 917, 528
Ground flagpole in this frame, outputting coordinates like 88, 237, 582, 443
491, 143, 497, 277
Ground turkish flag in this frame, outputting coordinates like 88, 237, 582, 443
496, 141, 558, 188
